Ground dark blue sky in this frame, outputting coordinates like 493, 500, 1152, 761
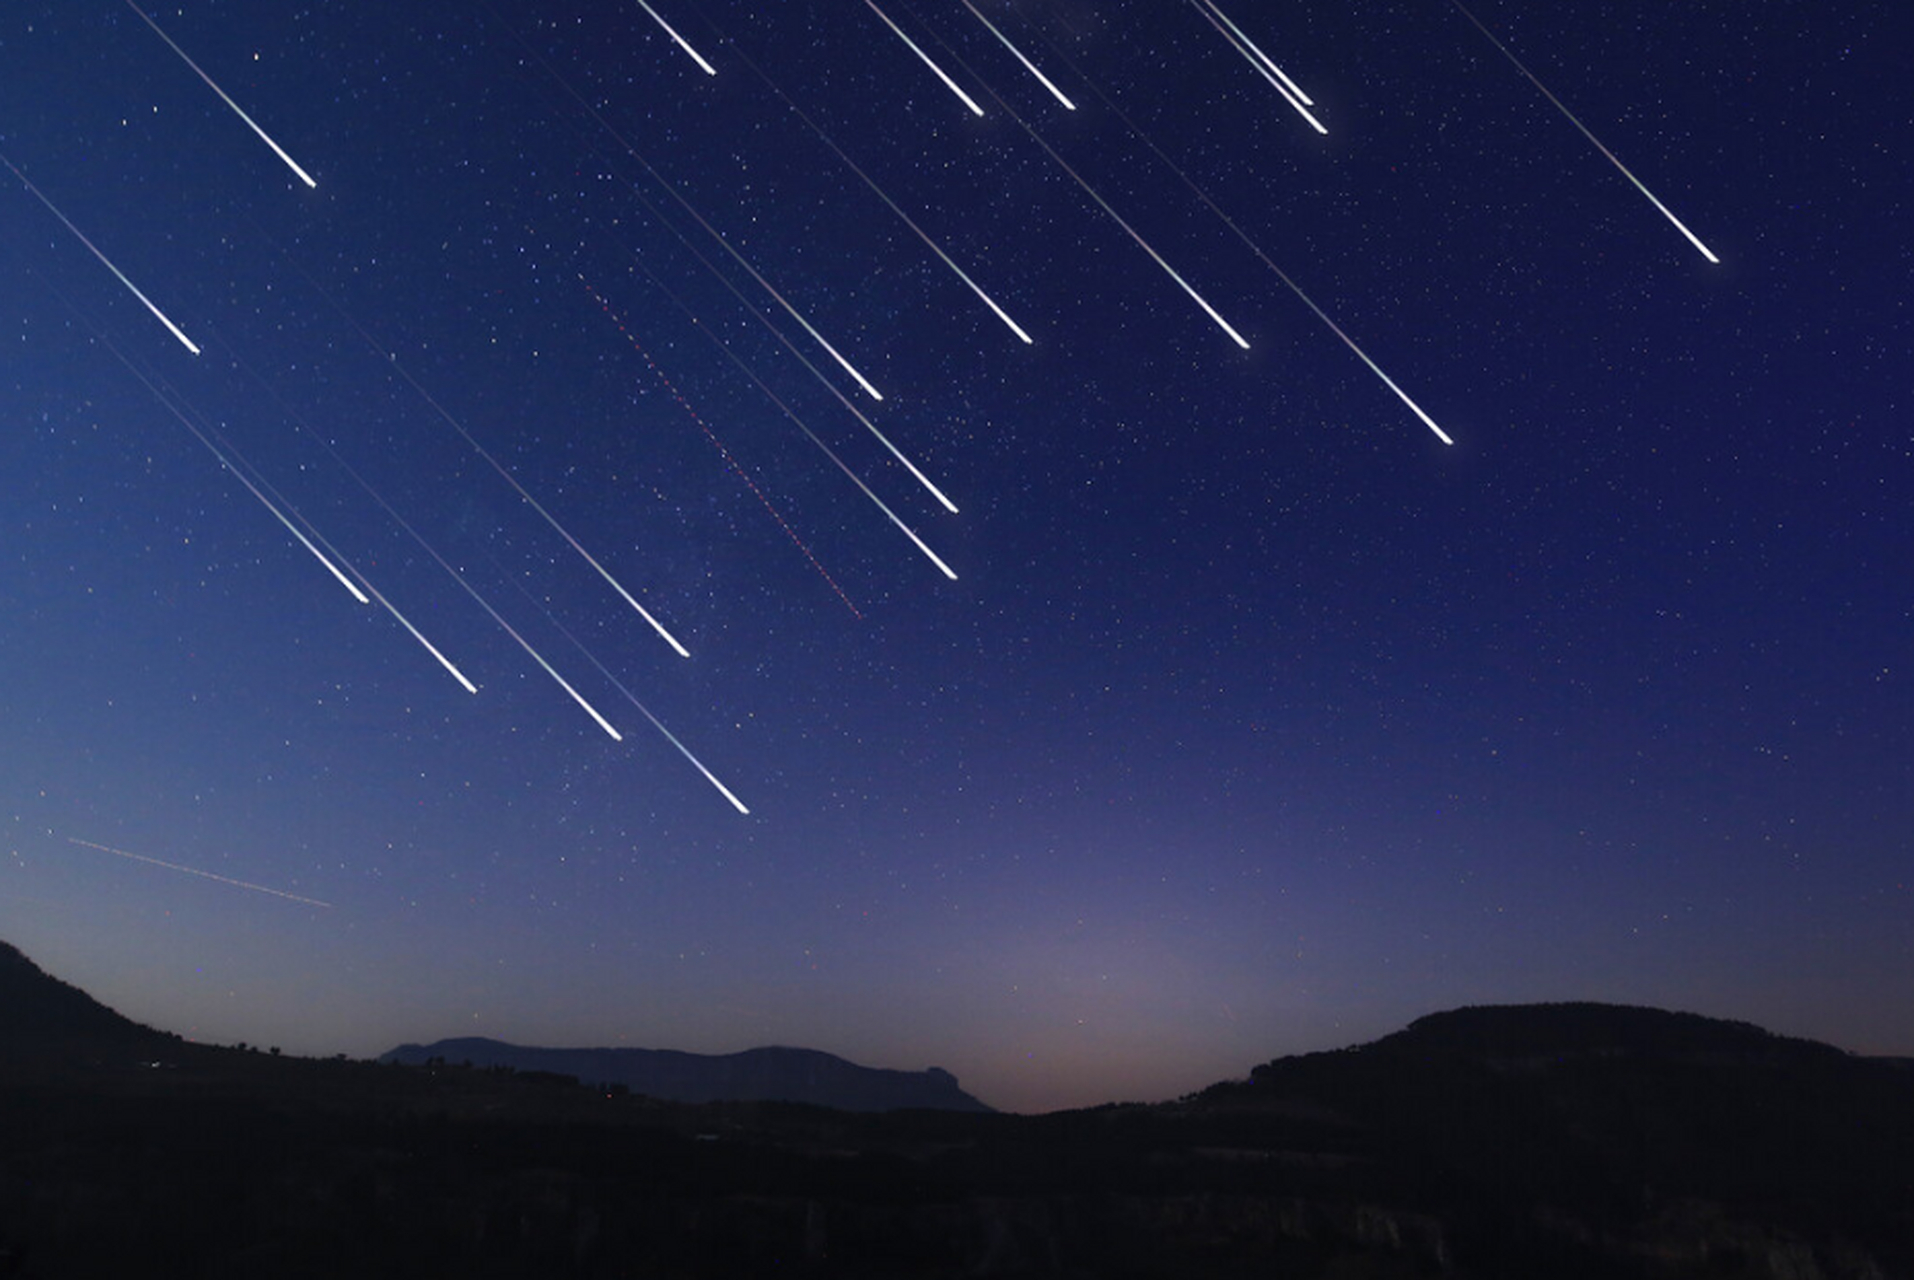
3, 0, 1907, 1112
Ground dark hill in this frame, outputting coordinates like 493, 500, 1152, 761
1370, 1000, 1848, 1065
382, 1036, 993, 1113
0, 940, 162, 1053
1200, 1001, 1914, 1278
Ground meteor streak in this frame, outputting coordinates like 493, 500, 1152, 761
485, 11, 888, 403
83, 327, 373, 599
1189, 0, 1325, 133
342, 473, 621, 733
67, 837, 332, 908
501, 570, 753, 815
960, 0, 1075, 110
442, 560, 624, 740
511, 23, 960, 517
633, 0, 717, 75
1035, 34, 1454, 443
710, 30, 1033, 345
865, 0, 985, 117
122, 1, 317, 189
2, 153, 201, 355
199, 334, 481, 693
350, 575, 480, 693
930, 61, 1250, 350
1448, 0, 1719, 264
1201, 1, 1314, 105
210, 323, 618, 728
605, 194, 962, 520
608, 234, 958, 580
263, 243, 691, 657
35, 271, 482, 685
162, 400, 369, 601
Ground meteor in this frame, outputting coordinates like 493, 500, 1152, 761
633, 0, 717, 75
2, 153, 201, 355
162, 398, 371, 604
609, 234, 959, 579
81, 327, 373, 599
491, 19, 888, 403
607, 195, 962, 520
122, 1, 317, 189
442, 559, 624, 741
337, 460, 623, 735
35, 271, 483, 686
943, 75, 1248, 349
865, 0, 985, 117
187, 329, 483, 694
350, 575, 480, 693
604, 228, 957, 573
1448, 0, 1719, 264
960, 0, 1075, 110
905, 22, 1249, 348
711, 31, 1033, 345
1034, 33, 1454, 443
262, 241, 692, 657
67, 837, 332, 908
503, 572, 753, 815
1189, 0, 1325, 134
1202, 1, 1314, 105
199, 285, 623, 731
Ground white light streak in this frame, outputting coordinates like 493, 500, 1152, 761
224, 459, 371, 602
490, 18, 890, 405
68, 837, 332, 908
1203, 1, 1312, 104
2, 154, 201, 355
123, 1, 317, 189
355, 576, 480, 692
617, 243, 962, 576
439, 552, 624, 738
920, 36, 1250, 349
1043, 142, 1249, 349
98, 337, 373, 596
377, 352, 694, 653
512, 584, 753, 815
1191, 0, 1326, 134
720, 36, 1034, 346
194, 322, 486, 693
1449, 0, 1719, 264
865, 0, 985, 117
1042, 42, 1454, 443
633, 0, 717, 76
358, 503, 622, 737
960, 0, 1075, 110
292, 275, 691, 656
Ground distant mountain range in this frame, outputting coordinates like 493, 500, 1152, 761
6, 937, 1912, 1278
381, 1036, 993, 1112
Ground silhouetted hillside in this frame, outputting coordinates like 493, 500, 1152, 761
1371, 1001, 1849, 1065
1200, 1001, 1914, 1278
382, 1036, 993, 1112
0, 940, 161, 1052
3, 945, 1909, 1279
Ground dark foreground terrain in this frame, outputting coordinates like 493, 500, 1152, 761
2, 941, 1909, 1278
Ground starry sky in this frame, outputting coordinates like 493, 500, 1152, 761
2, 0, 1907, 1114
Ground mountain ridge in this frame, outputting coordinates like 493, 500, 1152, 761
381, 1035, 993, 1112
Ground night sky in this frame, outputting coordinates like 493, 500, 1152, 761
2, 0, 1907, 1114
